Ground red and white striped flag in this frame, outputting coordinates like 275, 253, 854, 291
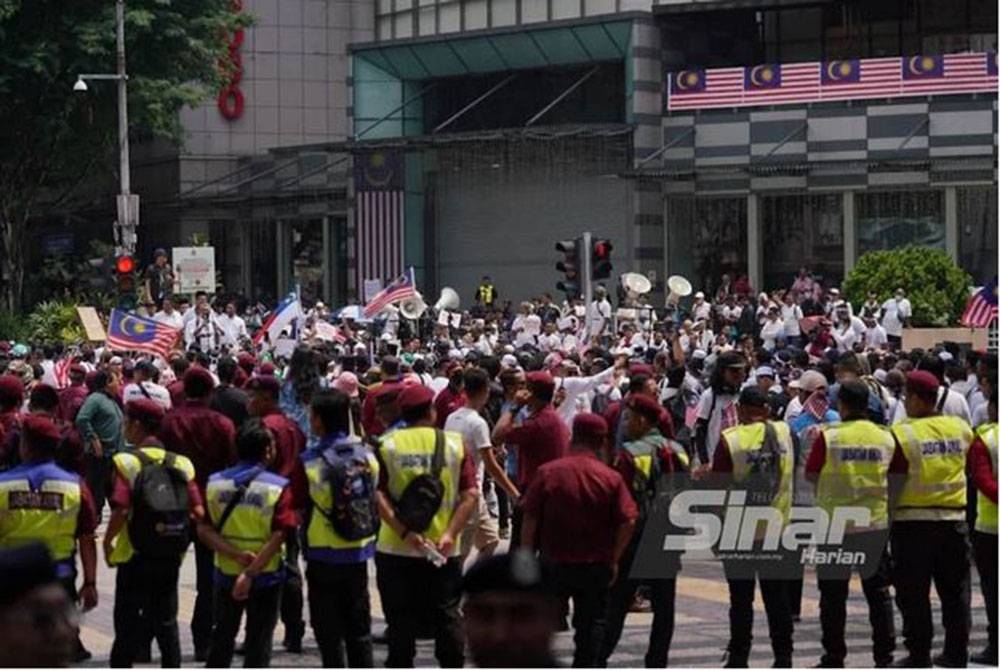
363, 267, 417, 318
106, 309, 180, 360
53, 358, 72, 390
355, 150, 405, 295
961, 284, 998, 328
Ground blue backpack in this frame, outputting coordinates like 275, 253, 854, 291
319, 439, 380, 541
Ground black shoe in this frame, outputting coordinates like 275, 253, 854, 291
723, 650, 749, 668
773, 657, 792, 668
133, 648, 152, 663
815, 658, 843, 668
933, 653, 967, 667
874, 656, 894, 668
283, 637, 302, 654
970, 649, 998, 665
893, 656, 932, 668
73, 646, 93, 663
791, 614, 802, 623
234, 642, 246, 656
194, 650, 208, 663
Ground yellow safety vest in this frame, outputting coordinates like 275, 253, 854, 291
891, 415, 972, 522
975, 423, 998, 534
722, 421, 794, 528
0, 461, 82, 573
817, 420, 894, 531
621, 431, 689, 494
108, 445, 196, 565
479, 284, 494, 305
301, 439, 380, 563
376, 426, 464, 557
206, 464, 288, 577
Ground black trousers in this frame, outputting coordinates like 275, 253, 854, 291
192, 536, 215, 656
601, 576, 675, 667
306, 561, 374, 667
891, 521, 971, 664
816, 540, 896, 666
110, 557, 182, 668
85, 454, 112, 523
375, 553, 464, 668
510, 506, 524, 550
206, 581, 281, 668
545, 561, 612, 668
973, 530, 998, 656
722, 560, 793, 666
280, 534, 305, 644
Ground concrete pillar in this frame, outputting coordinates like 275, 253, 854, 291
843, 191, 856, 273
945, 186, 958, 263
747, 194, 761, 292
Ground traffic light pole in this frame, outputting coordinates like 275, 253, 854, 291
582, 231, 593, 341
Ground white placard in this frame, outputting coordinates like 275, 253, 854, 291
173, 247, 216, 294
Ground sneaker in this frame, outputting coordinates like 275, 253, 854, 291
970, 649, 998, 665
932, 653, 967, 668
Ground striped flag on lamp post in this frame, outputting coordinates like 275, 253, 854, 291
960, 281, 998, 328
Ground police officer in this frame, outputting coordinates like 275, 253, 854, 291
601, 394, 689, 667
197, 419, 296, 668
889, 370, 973, 668
374, 384, 479, 668
710, 386, 795, 668
805, 379, 896, 667
0, 414, 99, 663
969, 390, 998, 665
297, 389, 379, 667
104, 399, 203, 668
474, 275, 497, 310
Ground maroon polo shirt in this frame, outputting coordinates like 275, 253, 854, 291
158, 399, 237, 491
58, 384, 89, 423
506, 405, 569, 491
260, 408, 306, 480
434, 386, 466, 429
603, 395, 675, 440
167, 380, 186, 409
522, 450, 638, 564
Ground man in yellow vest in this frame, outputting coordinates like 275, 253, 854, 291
805, 379, 896, 667
297, 389, 380, 667
104, 399, 204, 667
710, 386, 795, 668
0, 414, 99, 663
197, 419, 297, 667
969, 389, 997, 665
374, 384, 479, 667
474, 275, 497, 310
888, 370, 974, 668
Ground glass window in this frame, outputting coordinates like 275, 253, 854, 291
667, 197, 747, 297
958, 186, 998, 283
855, 190, 945, 258
289, 219, 325, 306
761, 195, 843, 294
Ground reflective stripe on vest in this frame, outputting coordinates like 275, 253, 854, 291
890, 415, 972, 522
302, 442, 380, 558
817, 420, 893, 531
479, 284, 494, 305
206, 467, 288, 576
376, 427, 464, 557
0, 462, 81, 563
108, 446, 196, 565
722, 421, 794, 524
975, 423, 998, 534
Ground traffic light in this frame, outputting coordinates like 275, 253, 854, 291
555, 238, 582, 298
114, 254, 138, 311
591, 238, 613, 280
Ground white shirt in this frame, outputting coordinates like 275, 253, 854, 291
881, 298, 911, 337
586, 300, 612, 336
692, 301, 712, 322
697, 388, 739, 463
184, 313, 218, 351
890, 386, 972, 425
444, 407, 492, 488
215, 313, 248, 348
537, 333, 562, 353
864, 324, 888, 349
831, 322, 857, 352
721, 305, 742, 323
759, 318, 784, 351
123, 381, 173, 411
554, 366, 617, 427
153, 309, 184, 330
512, 314, 541, 348
781, 303, 803, 337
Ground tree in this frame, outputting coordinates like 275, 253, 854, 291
843, 246, 972, 327
0, 0, 249, 311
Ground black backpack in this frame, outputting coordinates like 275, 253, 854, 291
319, 438, 380, 541
129, 450, 192, 559
393, 430, 446, 534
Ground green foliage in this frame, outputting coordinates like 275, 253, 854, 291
0, 309, 30, 342
25, 300, 87, 343
843, 246, 972, 327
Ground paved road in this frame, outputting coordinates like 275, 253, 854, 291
79, 536, 991, 667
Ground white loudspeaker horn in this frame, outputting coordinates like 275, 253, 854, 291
666, 275, 692, 305
622, 272, 652, 295
434, 287, 460, 311
399, 292, 427, 320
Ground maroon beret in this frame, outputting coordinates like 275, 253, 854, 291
184, 366, 215, 388
237, 352, 257, 369
906, 370, 940, 401
246, 375, 280, 396
259, 362, 277, 376
627, 394, 662, 422
0, 374, 25, 404
126, 398, 166, 425
524, 371, 556, 395
629, 363, 654, 378
398, 384, 434, 412
21, 414, 62, 449
572, 412, 609, 444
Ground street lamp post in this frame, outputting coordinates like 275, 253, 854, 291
74, 0, 138, 256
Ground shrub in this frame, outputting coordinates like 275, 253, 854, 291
843, 246, 972, 327
25, 300, 87, 343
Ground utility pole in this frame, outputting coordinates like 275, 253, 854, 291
582, 230, 593, 341
115, 0, 138, 256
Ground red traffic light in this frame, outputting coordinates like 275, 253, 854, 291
115, 255, 135, 274
593, 240, 612, 260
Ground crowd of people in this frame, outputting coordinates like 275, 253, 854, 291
0, 266, 996, 669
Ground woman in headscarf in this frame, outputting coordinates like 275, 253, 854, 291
279, 345, 325, 447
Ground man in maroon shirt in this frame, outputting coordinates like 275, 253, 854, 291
58, 364, 89, 423
361, 356, 401, 437
521, 413, 637, 668
245, 374, 307, 652
434, 363, 466, 429
603, 365, 675, 451
157, 366, 236, 661
492, 370, 570, 548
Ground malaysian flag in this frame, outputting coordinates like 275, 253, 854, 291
107, 309, 180, 360
355, 150, 404, 294
668, 51, 997, 110
961, 282, 998, 328
53, 358, 72, 390
363, 267, 416, 318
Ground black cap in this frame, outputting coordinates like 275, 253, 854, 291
461, 549, 552, 596
738, 386, 770, 408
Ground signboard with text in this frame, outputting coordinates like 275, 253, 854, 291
173, 247, 216, 294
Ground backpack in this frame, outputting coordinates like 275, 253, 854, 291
393, 430, 446, 534
129, 450, 192, 559
319, 438, 380, 541
744, 422, 785, 508
618, 442, 664, 519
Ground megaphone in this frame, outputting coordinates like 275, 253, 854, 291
621, 272, 652, 295
399, 292, 427, 320
666, 275, 692, 306
434, 287, 460, 312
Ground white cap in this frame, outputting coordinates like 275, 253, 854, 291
692, 349, 707, 360
755, 366, 775, 378
938, 351, 954, 362
694, 291, 705, 299
501, 354, 518, 368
